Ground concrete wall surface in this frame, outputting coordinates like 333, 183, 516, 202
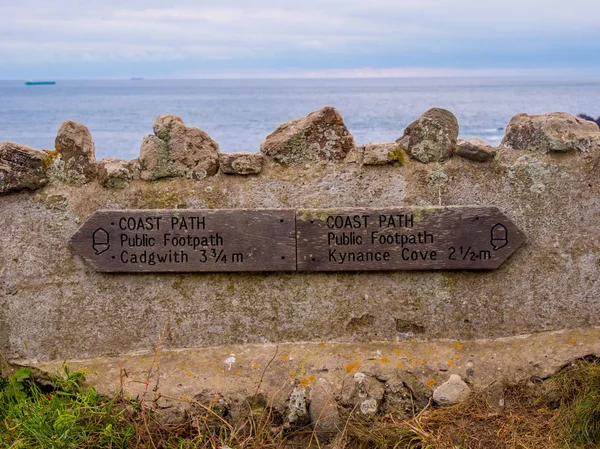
2, 146, 599, 362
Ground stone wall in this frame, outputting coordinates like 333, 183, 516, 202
1, 108, 599, 363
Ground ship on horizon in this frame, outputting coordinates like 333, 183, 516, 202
24, 80, 56, 85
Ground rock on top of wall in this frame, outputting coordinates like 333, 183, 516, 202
502, 112, 600, 153
139, 114, 220, 181
260, 106, 355, 165
219, 152, 263, 175
0, 141, 49, 194
97, 158, 136, 189
455, 137, 497, 162
54, 120, 97, 183
361, 142, 404, 166
397, 108, 459, 163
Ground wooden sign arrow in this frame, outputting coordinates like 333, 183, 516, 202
296, 206, 525, 271
71, 209, 297, 272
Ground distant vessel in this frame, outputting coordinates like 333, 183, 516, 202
25, 81, 56, 85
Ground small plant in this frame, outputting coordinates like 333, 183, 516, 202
0, 367, 31, 403
0, 365, 135, 448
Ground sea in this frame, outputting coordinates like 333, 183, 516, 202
0, 78, 599, 160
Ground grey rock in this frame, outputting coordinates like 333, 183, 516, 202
0, 142, 49, 194
260, 106, 355, 165
455, 137, 498, 162
139, 114, 220, 181
382, 373, 428, 416
309, 378, 340, 443
502, 112, 600, 153
397, 108, 459, 163
97, 158, 135, 189
362, 143, 404, 166
287, 385, 308, 425
54, 120, 97, 183
340, 372, 385, 415
432, 374, 471, 405
360, 398, 379, 415
219, 152, 263, 175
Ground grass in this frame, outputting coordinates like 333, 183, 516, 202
551, 356, 600, 448
1, 357, 600, 448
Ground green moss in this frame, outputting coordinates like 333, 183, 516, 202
155, 126, 170, 142
390, 149, 405, 167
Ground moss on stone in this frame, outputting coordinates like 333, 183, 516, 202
390, 149, 405, 167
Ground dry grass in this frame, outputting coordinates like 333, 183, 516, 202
3, 350, 600, 449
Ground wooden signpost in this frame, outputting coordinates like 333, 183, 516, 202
72, 207, 525, 272
71, 209, 297, 272
296, 206, 525, 271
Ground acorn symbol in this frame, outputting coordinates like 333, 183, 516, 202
92, 228, 110, 255
490, 223, 508, 250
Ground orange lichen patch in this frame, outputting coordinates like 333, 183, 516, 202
425, 379, 436, 387
41, 149, 59, 168
299, 376, 317, 386
218, 368, 224, 373
280, 355, 289, 361
318, 342, 326, 347
289, 371, 295, 376
454, 355, 460, 360
451, 341, 464, 351
252, 363, 258, 369
393, 349, 402, 356
568, 337, 576, 344
447, 360, 455, 368
396, 362, 404, 369
432, 357, 440, 361
417, 359, 425, 365
186, 371, 192, 377
411, 361, 417, 367
345, 360, 362, 373
380, 356, 391, 364
235, 371, 241, 375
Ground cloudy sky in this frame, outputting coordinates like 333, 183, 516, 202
2, 0, 599, 79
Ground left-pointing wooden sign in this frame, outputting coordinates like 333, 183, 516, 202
71, 209, 297, 272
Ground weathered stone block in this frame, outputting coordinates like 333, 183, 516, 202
0, 141, 49, 194
361, 142, 404, 166
97, 158, 135, 189
54, 120, 97, 183
219, 152, 263, 175
139, 114, 220, 181
502, 112, 600, 153
260, 106, 355, 165
397, 108, 459, 163
455, 137, 497, 162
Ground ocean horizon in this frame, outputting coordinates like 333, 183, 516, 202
1, 77, 599, 160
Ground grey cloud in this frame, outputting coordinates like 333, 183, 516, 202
1, 0, 599, 67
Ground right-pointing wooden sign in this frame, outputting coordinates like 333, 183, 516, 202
296, 207, 525, 271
